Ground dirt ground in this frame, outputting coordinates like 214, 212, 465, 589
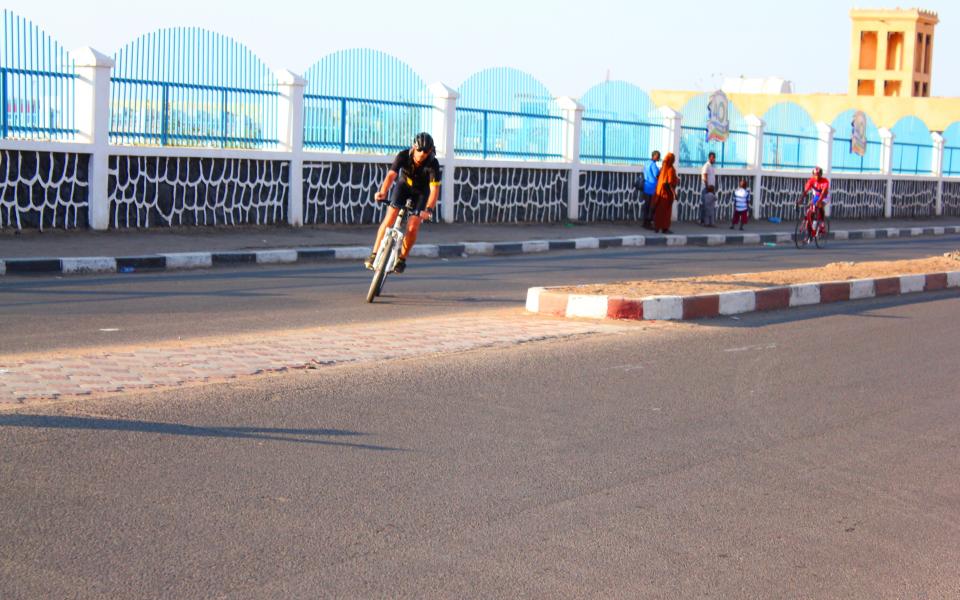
559, 251, 960, 297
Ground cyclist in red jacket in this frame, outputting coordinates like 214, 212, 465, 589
800, 166, 830, 223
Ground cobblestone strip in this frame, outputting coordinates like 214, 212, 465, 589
0, 315, 623, 405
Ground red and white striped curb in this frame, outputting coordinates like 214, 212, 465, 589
525, 271, 960, 321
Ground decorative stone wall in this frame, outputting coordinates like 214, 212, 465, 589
0, 151, 89, 230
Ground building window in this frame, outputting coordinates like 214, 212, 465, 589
857, 80, 875, 96
884, 80, 901, 97
886, 32, 904, 70
859, 31, 878, 69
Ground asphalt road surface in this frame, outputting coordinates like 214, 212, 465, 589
1, 234, 958, 354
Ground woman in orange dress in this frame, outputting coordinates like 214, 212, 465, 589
653, 152, 679, 234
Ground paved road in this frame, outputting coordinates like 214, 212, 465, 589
1, 235, 958, 354
2, 293, 959, 598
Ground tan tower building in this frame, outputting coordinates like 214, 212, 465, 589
849, 8, 939, 98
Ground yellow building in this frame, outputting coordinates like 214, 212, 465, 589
848, 8, 938, 98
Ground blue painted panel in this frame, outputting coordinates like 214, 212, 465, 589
761, 102, 818, 170
110, 27, 278, 147
943, 122, 960, 176
303, 49, 432, 153
579, 81, 662, 165
455, 67, 562, 160
891, 116, 933, 174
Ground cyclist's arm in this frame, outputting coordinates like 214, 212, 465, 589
375, 171, 398, 201
421, 182, 441, 220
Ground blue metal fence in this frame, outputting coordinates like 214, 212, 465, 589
109, 28, 278, 148
303, 49, 433, 153
455, 67, 563, 160
831, 138, 882, 173
945, 146, 960, 177
892, 141, 933, 175
761, 102, 818, 170
581, 117, 664, 164
0, 11, 75, 140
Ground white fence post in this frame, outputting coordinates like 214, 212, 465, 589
931, 132, 945, 216
72, 47, 113, 231
879, 127, 895, 218
277, 69, 306, 227
659, 107, 682, 222
746, 115, 765, 220
557, 96, 583, 222
429, 82, 459, 224
816, 122, 835, 218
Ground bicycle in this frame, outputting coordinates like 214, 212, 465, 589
794, 197, 829, 249
365, 198, 417, 303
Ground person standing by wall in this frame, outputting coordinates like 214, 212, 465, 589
701, 185, 717, 227
640, 150, 661, 229
653, 152, 678, 234
700, 151, 717, 226
730, 178, 752, 230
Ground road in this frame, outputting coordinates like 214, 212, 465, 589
1, 237, 960, 598
1, 235, 958, 354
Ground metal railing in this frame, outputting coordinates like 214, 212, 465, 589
762, 132, 818, 170
454, 107, 564, 160
303, 95, 433, 153
831, 138, 882, 173
892, 141, 933, 175
679, 127, 749, 168
945, 146, 960, 177
0, 66, 76, 140
109, 77, 279, 147
580, 117, 663, 164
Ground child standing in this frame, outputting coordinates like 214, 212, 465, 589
701, 185, 717, 227
731, 178, 751, 230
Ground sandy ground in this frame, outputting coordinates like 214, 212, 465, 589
558, 251, 960, 297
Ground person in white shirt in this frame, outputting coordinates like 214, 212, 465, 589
700, 152, 717, 225
731, 178, 752, 230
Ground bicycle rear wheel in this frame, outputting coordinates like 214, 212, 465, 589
366, 238, 393, 303
814, 219, 829, 248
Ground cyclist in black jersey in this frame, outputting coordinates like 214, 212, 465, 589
364, 132, 441, 273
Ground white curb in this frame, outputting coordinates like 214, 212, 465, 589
574, 237, 600, 249
525, 287, 544, 313
834, 231, 850, 240
642, 296, 683, 320
0, 260, 5, 276
789, 284, 821, 306
666, 235, 687, 246
910, 227, 923, 236
718, 290, 756, 315
899, 274, 925, 293
775, 233, 792, 243
162, 252, 213, 269
256, 249, 298, 264
848, 278, 876, 299
334, 246, 371, 260
742, 234, 761, 245
566, 294, 609, 319
463, 242, 494, 255
948, 271, 960, 288
522, 240, 550, 253
621, 235, 646, 247
707, 235, 726, 246
885, 228, 900, 237
61, 257, 117, 274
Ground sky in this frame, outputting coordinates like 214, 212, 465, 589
4, 0, 959, 98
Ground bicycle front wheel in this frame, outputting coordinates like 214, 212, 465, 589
794, 218, 810, 248
814, 219, 829, 248
366, 238, 393, 303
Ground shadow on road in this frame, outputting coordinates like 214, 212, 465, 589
0, 414, 405, 452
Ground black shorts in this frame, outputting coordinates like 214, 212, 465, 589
388, 183, 428, 215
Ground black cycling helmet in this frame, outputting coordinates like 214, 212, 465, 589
413, 132, 435, 153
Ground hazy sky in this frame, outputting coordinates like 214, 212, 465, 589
5, 0, 959, 97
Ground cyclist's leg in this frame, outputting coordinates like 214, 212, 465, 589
399, 189, 428, 259
371, 185, 410, 253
